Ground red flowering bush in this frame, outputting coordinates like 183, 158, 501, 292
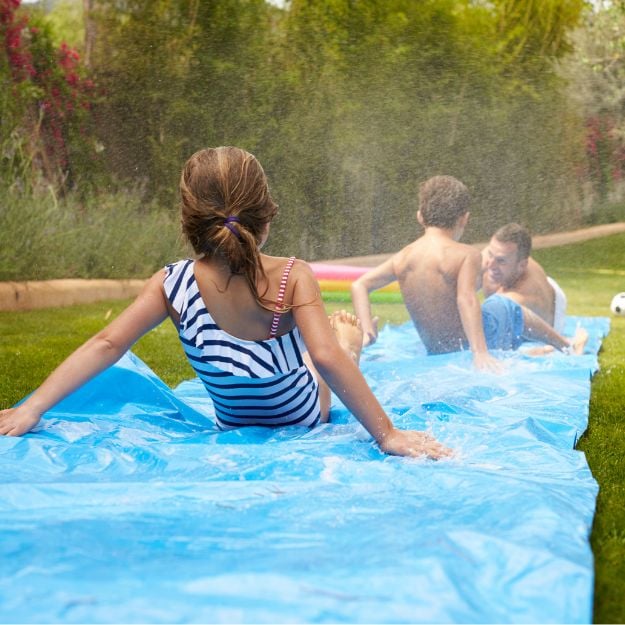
581, 115, 625, 199
1, 0, 96, 189
1, 0, 35, 80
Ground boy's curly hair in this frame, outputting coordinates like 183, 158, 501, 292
418, 175, 470, 229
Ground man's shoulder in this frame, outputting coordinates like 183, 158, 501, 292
516, 257, 550, 290
527, 257, 548, 278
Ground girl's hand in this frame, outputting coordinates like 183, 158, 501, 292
379, 429, 452, 459
0, 406, 42, 437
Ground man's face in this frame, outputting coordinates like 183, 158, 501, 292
484, 237, 526, 288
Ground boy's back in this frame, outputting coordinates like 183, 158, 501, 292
351, 175, 502, 370
393, 232, 481, 354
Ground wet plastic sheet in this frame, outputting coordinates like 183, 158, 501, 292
0, 316, 609, 624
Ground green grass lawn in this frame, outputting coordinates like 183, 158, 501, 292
536, 237, 625, 625
1, 233, 624, 623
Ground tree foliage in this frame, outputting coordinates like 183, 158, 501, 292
3, 0, 601, 260
558, 1, 625, 213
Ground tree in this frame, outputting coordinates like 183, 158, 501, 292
558, 2, 625, 210
6, 0, 594, 259
0, 0, 95, 192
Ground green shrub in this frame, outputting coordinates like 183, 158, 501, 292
0, 184, 188, 280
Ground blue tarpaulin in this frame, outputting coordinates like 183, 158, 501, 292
0, 316, 609, 623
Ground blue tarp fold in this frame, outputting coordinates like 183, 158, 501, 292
0, 316, 609, 623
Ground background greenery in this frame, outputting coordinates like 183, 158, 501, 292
1, 233, 624, 623
2, 2, 625, 620
3, 0, 625, 279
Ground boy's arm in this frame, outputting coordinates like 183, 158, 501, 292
457, 251, 502, 372
351, 257, 397, 346
480, 248, 497, 297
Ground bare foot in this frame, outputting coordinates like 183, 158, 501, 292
569, 326, 588, 355
330, 310, 363, 364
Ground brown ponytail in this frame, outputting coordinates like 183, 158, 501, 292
180, 147, 278, 307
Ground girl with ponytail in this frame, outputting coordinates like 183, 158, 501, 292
0, 147, 450, 460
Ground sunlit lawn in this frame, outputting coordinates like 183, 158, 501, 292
535, 236, 625, 625
1, 234, 624, 623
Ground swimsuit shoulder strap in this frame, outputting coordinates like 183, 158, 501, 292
268, 256, 296, 339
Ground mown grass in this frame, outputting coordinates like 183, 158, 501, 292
536, 235, 625, 625
0, 234, 624, 623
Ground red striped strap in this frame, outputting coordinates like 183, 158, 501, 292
269, 256, 296, 339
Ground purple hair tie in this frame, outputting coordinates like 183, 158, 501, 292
223, 216, 242, 239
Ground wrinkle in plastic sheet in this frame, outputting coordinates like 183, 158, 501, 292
0, 317, 609, 624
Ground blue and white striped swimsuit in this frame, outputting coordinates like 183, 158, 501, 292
163, 259, 321, 429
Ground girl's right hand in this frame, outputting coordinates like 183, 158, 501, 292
379, 428, 452, 460
0, 406, 41, 437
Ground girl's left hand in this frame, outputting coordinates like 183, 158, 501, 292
379, 429, 452, 459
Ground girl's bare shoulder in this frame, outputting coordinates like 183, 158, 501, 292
261, 255, 315, 279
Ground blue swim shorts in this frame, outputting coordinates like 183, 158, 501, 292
481, 294, 524, 350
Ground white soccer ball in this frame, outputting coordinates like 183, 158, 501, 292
611, 292, 625, 316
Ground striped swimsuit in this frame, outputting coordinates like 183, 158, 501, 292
163, 258, 321, 430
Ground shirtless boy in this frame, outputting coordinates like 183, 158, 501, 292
351, 175, 587, 369
482, 223, 567, 332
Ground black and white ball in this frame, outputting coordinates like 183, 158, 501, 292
610, 292, 625, 316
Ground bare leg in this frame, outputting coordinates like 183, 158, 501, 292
303, 310, 364, 423
523, 345, 555, 356
521, 306, 588, 354
569, 326, 589, 355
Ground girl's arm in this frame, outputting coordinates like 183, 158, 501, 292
292, 262, 451, 459
0, 270, 170, 437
